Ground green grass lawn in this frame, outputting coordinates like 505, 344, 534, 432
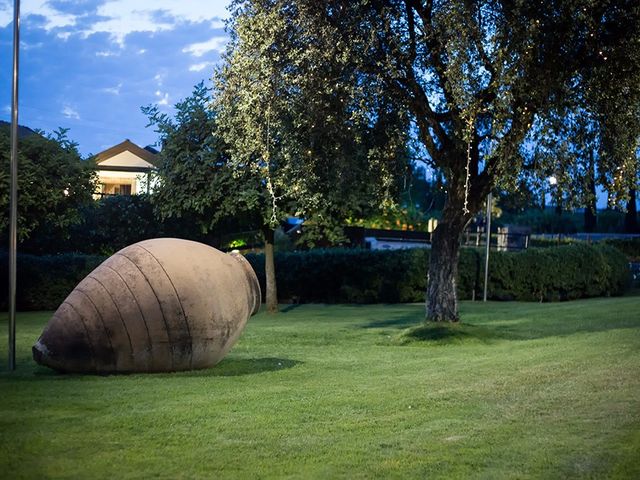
1, 298, 640, 479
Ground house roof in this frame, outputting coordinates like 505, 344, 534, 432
94, 139, 159, 167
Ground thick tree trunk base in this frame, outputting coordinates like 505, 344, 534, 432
426, 215, 464, 323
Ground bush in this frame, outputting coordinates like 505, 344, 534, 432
247, 243, 630, 304
247, 248, 434, 303
16, 195, 243, 256
603, 238, 640, 261
482, 244, 630, 301
1, 243, 630, 311
0, 252, 107, 311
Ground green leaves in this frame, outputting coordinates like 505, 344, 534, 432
214, 0, 409, 242
144, 83, 246, 233
0, 126, 96, 243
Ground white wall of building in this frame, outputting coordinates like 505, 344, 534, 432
96, 170, 157, 195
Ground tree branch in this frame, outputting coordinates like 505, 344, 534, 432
407, 1, 459, 116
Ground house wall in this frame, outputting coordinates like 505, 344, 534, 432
96, 170, 152, 196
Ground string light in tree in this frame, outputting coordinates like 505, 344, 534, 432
463, 114, 474, 215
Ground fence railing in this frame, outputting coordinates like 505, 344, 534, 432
462, 228, 530, 251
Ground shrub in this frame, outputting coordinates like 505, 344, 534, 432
482, 244, 630, 301
247, 244, 629, 304
16, 194, 242, 256
594, 243, 633, 295
247, 248, 434, 303
0, 252, 106, 311
1, 244, 630, 311
603, 238, 640, 261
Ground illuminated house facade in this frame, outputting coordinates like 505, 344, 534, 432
94, 139, 158, 196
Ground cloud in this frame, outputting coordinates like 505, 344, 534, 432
0, 0, 77, 30
155, 90, 169, 106
84, 1, 230, 45
96, 50, 118, 57
0, 0, 231, 45
154, 72, 166, 87
189, 61, 215, 72
211, 19, 225, 29
182, 36, 227, 57
20, 40, 43, 50
62, 105, 80, 120
103, 83, 123, 95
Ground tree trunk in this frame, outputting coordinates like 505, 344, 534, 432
263, 227, 278, 313
624, 188, 638, 233
584, 150, 597, 232
554, 185, 562, 215
555, 200, 562, 216
584, 202, 597, 233
426, 207, 467, 322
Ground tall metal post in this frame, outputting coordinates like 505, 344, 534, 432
483, 192, 492, 302
8, 0, 20, 371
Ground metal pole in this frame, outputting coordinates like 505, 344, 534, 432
483, 192, 492, 302
8, 0, 20, 371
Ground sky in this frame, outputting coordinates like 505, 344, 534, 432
0, 0, 232, 157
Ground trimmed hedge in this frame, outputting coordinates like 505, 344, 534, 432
0, 243, 630, 310
603, 238, 640, 262
247, 249, 434, 304
246, 243, 630, 304
0, 252, 105, 311
482, 244, 630, 302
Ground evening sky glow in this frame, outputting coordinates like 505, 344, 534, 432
0, 0, 232, 156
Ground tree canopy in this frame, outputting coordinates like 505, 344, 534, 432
213, 0, 410, 311
215, 0, 409, 243
215, 0, 640, 321
0, 126, 96, 244
143, 82, 241, 234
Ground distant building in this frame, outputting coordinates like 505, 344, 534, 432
93, 139, 159, 196
344, 226, 431, 250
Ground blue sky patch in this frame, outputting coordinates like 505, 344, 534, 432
0, 0, 231, 156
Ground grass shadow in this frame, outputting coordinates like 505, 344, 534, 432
393, 322, 494, 346
360, 312, 423, 329
281, 304, 303, 313
487, 318, 640, 341
174, 357, 301, 377
376, 298, 640, 346
1, 357, 302, 379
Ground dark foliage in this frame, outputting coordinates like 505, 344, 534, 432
246, 244, 629, 304
0, 252, 105, 311
19, 194, 252, 256
0, 126, 96, 245
2, 244, 629, 311
483, 244, 629, 301
603, 238, 640, 262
